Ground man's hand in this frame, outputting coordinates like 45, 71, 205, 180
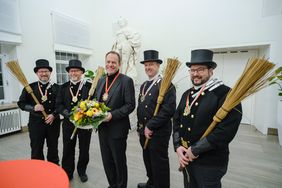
45, 114, 55, 125
103, 112, 112, 122
176, 146, 189, 168
186, 146, 198, 162
144, 126, 153, 139
34, 104, 44, 112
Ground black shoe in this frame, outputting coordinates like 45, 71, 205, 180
137, 183, 147, 188
79, 174, 88, 182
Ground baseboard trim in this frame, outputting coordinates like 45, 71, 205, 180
21, 126, 28, 132
267, 128, 278, 135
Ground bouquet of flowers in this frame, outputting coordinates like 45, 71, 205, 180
70, 99, 110, 139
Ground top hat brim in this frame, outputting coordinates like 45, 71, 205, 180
140, 59, 163, 64
66, 66, 85, 73
34, 66, 53, 73
185, 61, 217, 69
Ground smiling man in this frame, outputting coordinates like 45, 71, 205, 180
137, 50, 176, 188
56, 59, 92, 182
95, 51, 135, 188
173, 49, 242, 188
18, 59, 60, 165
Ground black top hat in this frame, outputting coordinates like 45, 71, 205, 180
186, 49, 217, 69
34, 59, 53, 73
140, 50, 163, 64
66, 59, 85, 73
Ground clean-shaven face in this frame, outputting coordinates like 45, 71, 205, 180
144, 61, 160, 79
105, 53, 120, 76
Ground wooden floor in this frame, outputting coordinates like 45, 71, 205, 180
0, 124, 282, 188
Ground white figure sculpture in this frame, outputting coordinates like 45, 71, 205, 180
112, 17, 141, 83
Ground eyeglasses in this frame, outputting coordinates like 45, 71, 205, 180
188, 67, 208, 74
37, 70, 50, 74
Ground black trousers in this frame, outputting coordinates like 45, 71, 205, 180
183, 163, 227, 188
99, 133, 128, 188
62, 120, 92, 177
28, 118, 60, 164
139, 134, 170, 188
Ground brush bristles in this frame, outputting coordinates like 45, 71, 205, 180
88, 66, 105, 98
224, 57, 275, 110
202, 57, 276, 138
159, 58, 181, 97
6, 60, 29, 86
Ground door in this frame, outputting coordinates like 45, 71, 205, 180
213, 50, 258, 125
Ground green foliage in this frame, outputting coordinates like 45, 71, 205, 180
84, 69, 106, 81
269, 66, 282, 97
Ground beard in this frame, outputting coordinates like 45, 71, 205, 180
39, 76, 50, 84
70, 76, 81, 82
191, 76, 210, 86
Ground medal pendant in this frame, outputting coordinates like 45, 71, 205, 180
102, 93, 108, 101
72, 96, 78, 103
140, 95, 145, 102
41, 95, 47, 102
183, 106, 190, 116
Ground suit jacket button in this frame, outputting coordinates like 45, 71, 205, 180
149, 93, 151, 96
195, 102, 198, 106
201, 92, 205, 95
145, 105, 148, 108
188, 127, 191, 131
191, 114, 194, 118
49, 101, 51, 103
191, 91, 194, 94
180, 124, 183, 128
144, 117, 147, 120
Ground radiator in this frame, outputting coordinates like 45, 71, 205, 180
0, 109, 21, 135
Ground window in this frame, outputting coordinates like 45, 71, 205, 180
0, 59, 4, 100
55, 52, 78, 84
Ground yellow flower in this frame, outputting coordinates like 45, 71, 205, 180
74, 112, 83, 121
86, 110, 94, 117
93, 102, 99, 108
92, 108, 99, 114
79, 101, 87, 111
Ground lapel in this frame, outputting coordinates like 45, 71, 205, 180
106, 75, 121, 105
66, 81, 72, 102
97, 77, 106, 101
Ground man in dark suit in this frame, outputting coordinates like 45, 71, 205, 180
173, 49, 242, 188
137, 50, 176, 188
56, 59, 92, 182
95, 51, 135, 188
18, 59, 60, 164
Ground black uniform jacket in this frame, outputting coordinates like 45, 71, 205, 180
18, 81, 60, 122
56, 81, 91, 119
137, 79, 176, 136
95, 73, 135, 139
173, 84, 242, 166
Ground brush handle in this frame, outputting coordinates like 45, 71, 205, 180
30, 93, 48, 118
143, 101, 162, 149
24, 85, 48, 118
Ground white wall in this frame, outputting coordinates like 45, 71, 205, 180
89, 0, 282, 133
1, 0, 281, 132
7, 0, 97, 125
